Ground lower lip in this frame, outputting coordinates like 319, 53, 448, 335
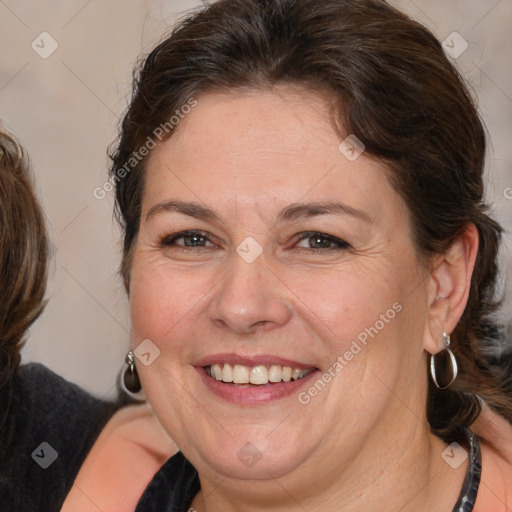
196, 367, 320, 405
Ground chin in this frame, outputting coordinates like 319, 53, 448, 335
187, 427, 314, 481
199, 446, 308, 481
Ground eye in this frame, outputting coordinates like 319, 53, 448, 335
160, 230, 215, 248
295, 232, 350, 251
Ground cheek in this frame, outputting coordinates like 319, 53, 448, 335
287, 265, 403, 340
129, 259, 208, 346
285, 261, 425, 396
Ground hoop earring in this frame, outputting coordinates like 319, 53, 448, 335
430, 332, 458, 389
121, 351, 143, 397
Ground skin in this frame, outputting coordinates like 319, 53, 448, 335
60, 404, 177, 512
471, 404, 512, 510
127, 86, 481, 512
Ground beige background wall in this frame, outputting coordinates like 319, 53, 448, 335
0, 0, 510, 398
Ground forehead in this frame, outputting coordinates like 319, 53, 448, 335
142, 87, 401, 222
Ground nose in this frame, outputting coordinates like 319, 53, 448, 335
208, 252, 292, 335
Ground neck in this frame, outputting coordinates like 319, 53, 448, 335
191, 417, 468, 512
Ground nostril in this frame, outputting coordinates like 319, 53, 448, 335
251, 320, 269, 330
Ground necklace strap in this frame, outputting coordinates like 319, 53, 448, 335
451, 427, 481, 512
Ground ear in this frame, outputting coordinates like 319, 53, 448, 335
423, 223, 479, 354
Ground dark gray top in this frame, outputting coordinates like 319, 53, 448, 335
0, 363, 118, 512
135, 451, 199, 512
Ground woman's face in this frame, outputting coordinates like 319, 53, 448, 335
129, 87, 432, 482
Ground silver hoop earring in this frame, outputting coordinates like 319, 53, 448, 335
430, 332, 458, 389
120, 351, 145, 400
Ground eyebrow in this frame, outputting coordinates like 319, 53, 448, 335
145, 200, 371, 224
277, 201, 372, 224
145, 200, 221, 223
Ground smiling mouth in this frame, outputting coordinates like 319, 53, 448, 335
205, 363, 315, 386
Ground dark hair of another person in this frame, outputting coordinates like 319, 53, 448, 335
0, 126, 48, 430
109, 0, 511, 440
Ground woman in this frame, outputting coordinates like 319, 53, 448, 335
0, 124, 115, 511
0, 124, 173, 512
106, 0, 512, 510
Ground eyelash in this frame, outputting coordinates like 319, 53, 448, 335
293, 231, 351, 252
159, 230, 351, 252
160, 230, 214, 249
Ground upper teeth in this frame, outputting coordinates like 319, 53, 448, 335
206, 364, 312, 385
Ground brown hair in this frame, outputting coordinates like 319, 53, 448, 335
0, 125, 48, 393
109, 0, 511, 439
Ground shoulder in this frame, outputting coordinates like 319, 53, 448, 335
471, 404, 512, 511
16, 362, 116, 417
14, 362, 79, 399
0, 363, 119, 512
61, 404, 178, 512
14, 363, 118, 464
